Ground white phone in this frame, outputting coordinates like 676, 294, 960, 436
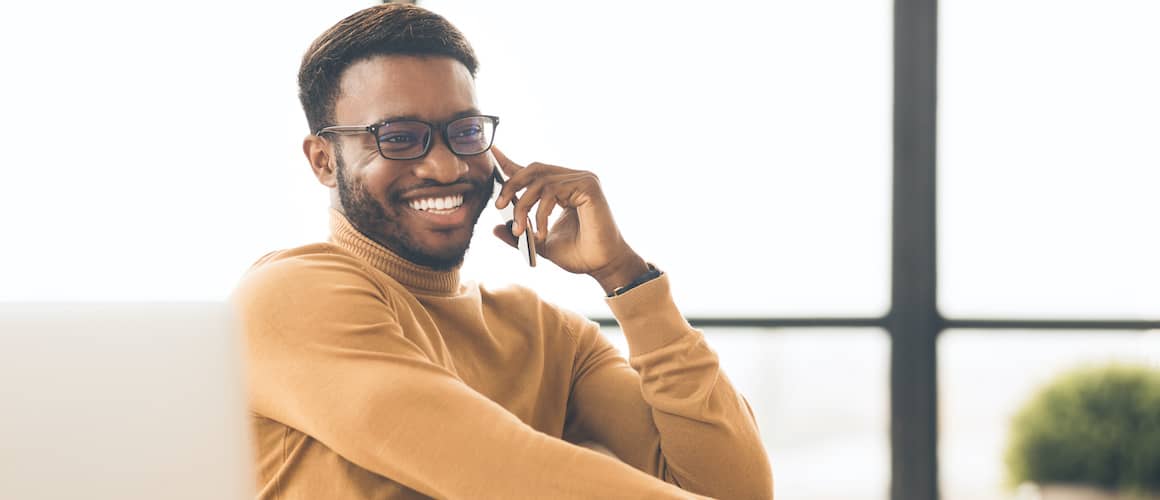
492, 166, 537, 267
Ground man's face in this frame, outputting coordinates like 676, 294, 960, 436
328, 55, 494, 270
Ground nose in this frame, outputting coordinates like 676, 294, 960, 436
413, 135, 469, 184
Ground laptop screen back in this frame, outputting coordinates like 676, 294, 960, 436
0, 303, 253, 500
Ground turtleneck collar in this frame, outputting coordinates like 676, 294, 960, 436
328, 208, 461, 296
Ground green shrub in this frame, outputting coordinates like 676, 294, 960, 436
1005, 363, 1160, 494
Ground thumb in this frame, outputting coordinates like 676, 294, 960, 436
492, 223, 518, 248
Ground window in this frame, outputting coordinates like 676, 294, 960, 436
940, 0, 1160, 319
939, 1, 1160, 497
939, 330, 1160, 500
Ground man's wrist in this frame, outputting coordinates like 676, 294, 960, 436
606, 264, 662, 297
592, 253, 650, 296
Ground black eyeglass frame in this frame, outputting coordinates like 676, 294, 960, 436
315, 114, 500, 161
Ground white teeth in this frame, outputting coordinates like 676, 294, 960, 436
409, 195, 464, 212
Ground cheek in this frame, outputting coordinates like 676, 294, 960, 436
359, 165, 408, 200
467, 156, 494, 179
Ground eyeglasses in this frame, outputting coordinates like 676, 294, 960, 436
316, 114, 500, 161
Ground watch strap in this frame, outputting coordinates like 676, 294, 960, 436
608, 264, 663, 297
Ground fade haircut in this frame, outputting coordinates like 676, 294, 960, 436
297, 3, 479, 133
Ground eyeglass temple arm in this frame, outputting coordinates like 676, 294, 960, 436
315, 125, 373, 136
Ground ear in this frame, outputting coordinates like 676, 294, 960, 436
304, 135, 338, 188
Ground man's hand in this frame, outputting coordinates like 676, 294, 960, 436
490, 147, 649, 295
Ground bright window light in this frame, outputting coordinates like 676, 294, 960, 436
0, 1, 891, 320
940, 0, 1160, 319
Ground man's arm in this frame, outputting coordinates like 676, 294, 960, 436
563, 273, 774, 500
234, 253, 710, 500
489, 148, 773, 499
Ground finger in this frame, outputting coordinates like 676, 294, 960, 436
511, 179, 546, 237
495, 162, 540, 210
492, 223, 518, 248
491, 146, 524, 178
534, 188, 559, 242
495, 161, 575, 209
536, 173, 594, 210
556, 172, 603, 209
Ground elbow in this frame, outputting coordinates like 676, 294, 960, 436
724, 435, 774, 500
756, 451, 775, 500
734, 453, 775, 500
764, 466, 776, 500
737, 463, 774, 500
686, 458, 774, 500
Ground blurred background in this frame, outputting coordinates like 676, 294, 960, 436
0, 1, 1157, 499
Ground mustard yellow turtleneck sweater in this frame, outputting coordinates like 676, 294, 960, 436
231, 209, 773, 500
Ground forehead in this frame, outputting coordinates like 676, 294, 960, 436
334, 55, 477, 124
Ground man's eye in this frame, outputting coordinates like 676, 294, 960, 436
380, 133, 418, 144
451, 125, 482, 138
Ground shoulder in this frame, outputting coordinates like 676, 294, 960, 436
232, 244, 401, 337
236, 244, 386, 300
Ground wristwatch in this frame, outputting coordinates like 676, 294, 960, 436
608, 264, 663, 297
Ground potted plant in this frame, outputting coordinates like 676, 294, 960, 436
1005, 363, 1160, 500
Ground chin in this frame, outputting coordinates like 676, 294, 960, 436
402, 199, 489, 269
394, 218, 483, 269
411, 238, 472, 269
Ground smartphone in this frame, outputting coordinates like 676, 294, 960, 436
492, 166, 537, 267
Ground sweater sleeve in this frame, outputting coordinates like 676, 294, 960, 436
233, 253, 711, 500
563, 273, 774, 500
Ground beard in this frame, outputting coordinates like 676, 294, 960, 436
335, 151, 493, 271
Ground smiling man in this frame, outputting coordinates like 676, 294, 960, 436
232, 4, 772, 500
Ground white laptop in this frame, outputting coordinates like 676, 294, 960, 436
0, 303, 253, 500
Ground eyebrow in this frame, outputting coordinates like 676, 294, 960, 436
373, 108, 482, 125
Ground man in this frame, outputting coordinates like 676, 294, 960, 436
233, 4, 773, 499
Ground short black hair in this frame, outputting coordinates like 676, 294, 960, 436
297, 4, 479, 133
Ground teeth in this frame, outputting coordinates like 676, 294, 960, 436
408, 195, 464, 212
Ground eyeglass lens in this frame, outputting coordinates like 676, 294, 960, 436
374, 116, 496, 159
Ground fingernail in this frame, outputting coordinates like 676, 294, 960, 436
511, 220, 520, 236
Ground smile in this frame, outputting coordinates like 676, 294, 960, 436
407, 194, 465, 215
